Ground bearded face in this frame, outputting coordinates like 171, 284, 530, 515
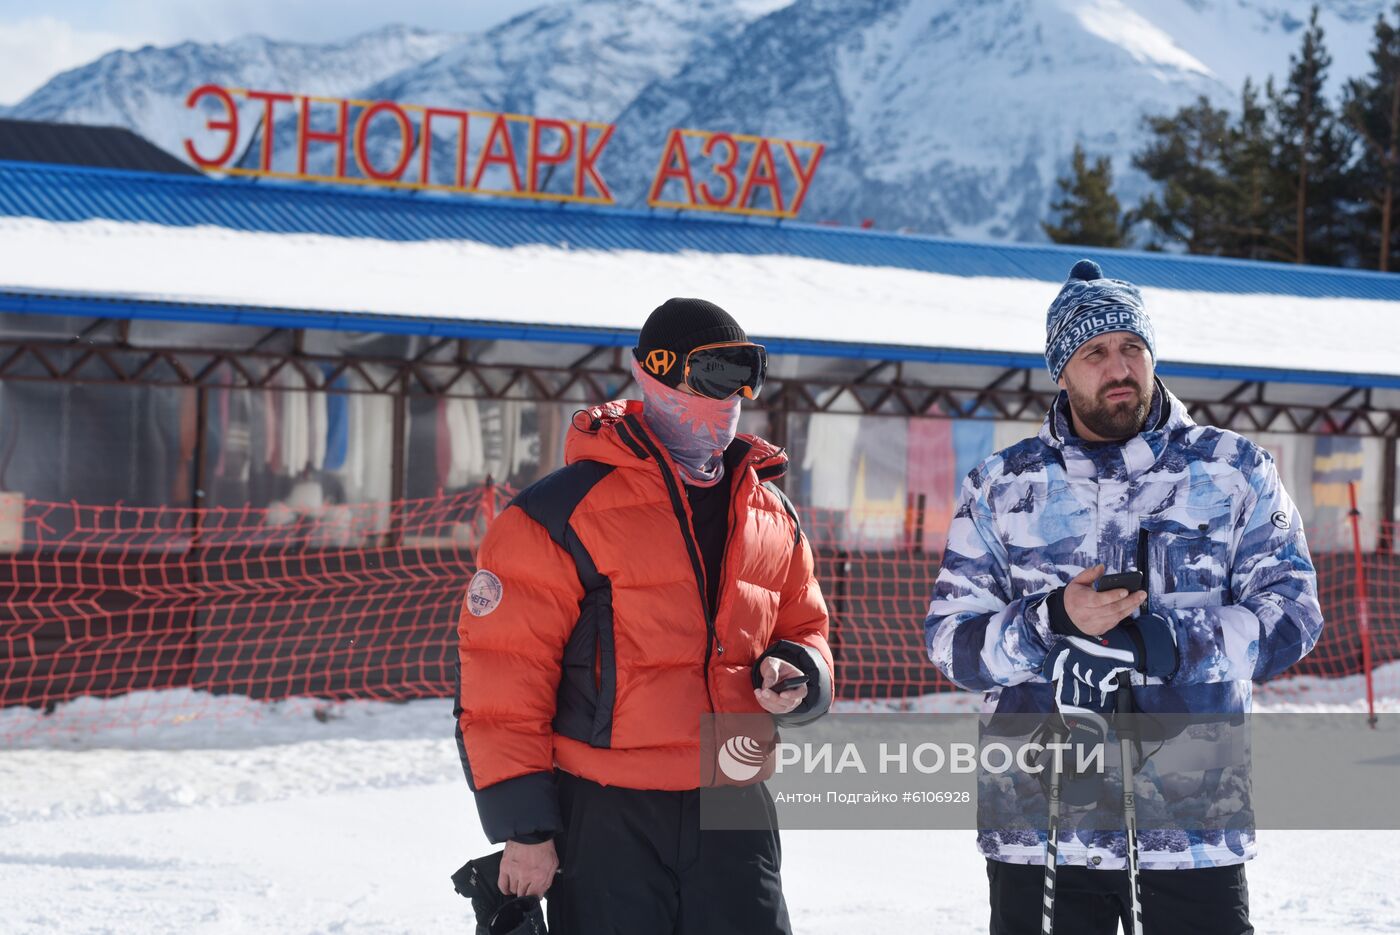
1058, 332, 1155, 442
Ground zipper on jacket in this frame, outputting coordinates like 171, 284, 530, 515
1135, 526, 1150, 612
711, 456, 751, 661
702, 439, 761, 663
621, 416, 721, 689
701, 450, 755, 785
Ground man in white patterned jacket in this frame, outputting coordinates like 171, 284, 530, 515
924, 259, 1323, 935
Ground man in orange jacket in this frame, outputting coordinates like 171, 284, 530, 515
456, 297, 834, 934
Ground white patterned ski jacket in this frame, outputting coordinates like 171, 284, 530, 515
925, 380, 1323, 870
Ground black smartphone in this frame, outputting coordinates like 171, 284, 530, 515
1094, 571, 1144, 593
771, 674, 810, 693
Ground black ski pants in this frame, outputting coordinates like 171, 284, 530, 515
988, 859, 1253, 934
547, 770, 792, 935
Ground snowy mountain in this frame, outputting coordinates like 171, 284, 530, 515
361, 0, 794, 123
1122, 0, 1382, 97
5, 25, 463, 167
606, 0, 1230, 238
255, 0, 793, 180
608, 0, 1385, 239
4, 0, 1386, 240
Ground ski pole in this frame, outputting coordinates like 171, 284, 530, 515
1041, 723, 1064, 935
1116, 672, 1143, 935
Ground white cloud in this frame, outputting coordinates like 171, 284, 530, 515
0, 16, 144, 106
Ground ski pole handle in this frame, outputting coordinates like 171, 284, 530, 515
1115, 670, 1135, 715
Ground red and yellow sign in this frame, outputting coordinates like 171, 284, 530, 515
183, 84, 823, 219
184, 84, 615, 204
647, 128, 823, 219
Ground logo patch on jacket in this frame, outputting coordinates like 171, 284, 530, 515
467, 569, 503, 616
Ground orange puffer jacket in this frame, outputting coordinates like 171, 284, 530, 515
455, 399, 833, 844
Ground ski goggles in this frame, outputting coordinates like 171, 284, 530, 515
680, 341, 768, 400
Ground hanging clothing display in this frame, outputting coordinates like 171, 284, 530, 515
847, 416, 907, 550
206, 385, 225, 482
443, 397, 486, 490
208, 387, 252, 508
324, 387, 349, 473
906, 415, 955, 552
266, 390, 281, 473
360, 394, 393, 533
1312, 435, 1363, 512
800, 413, 862, 510
309, 389, 328, 474
534, 404, 567, 482
951, 420, 995, 493
279, 387, 311, 478
479, 400, 525, 484
435, 398, 451, 492
350, 391, 368, 498
172, 386, 199, 506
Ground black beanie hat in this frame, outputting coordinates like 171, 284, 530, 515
633, 297, 747, 388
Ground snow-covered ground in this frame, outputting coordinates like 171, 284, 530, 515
2, 668, 1397, 934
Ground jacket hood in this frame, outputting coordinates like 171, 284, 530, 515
566, 398, 789, 481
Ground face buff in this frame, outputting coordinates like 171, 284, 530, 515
631, 358, 740, 487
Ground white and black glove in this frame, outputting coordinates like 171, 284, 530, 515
1041, 613, 1179, 715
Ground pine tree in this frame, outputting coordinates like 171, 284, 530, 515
1042, 144, 1125, 246
1221, 79, 1283, 260
1312, 118, 1363, 267
1271, 5, 1335, 264
1130, 97, 1232, 253
1342, 3, 1400, 271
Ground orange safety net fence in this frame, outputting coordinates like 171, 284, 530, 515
1, 491, 1393, 736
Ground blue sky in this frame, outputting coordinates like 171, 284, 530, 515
0, 0, 544, 104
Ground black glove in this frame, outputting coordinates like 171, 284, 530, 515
452, 850, 548, 935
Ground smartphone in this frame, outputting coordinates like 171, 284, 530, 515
772, 674, 810, 693
1094, 570, 1144, 593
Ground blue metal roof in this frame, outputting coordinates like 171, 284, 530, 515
6, 287, 1400, 390
0, 159, 1397, 302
